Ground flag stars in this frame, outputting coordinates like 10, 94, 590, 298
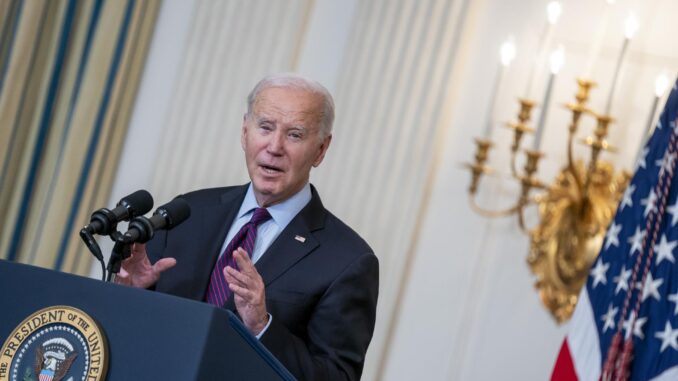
604, 223, 622, 251
637, 147, 649, 170
655, 321, 678, 352
614, 266, 631, 294
656, 151, 677, 176
668, 293, 678, 315
667, 198, 678, 227
636, 272, 664, 302
601, 303, 618, 332
654, 234, 677, 266
627, 227, 645, 256
591, 259, 610, 288
623, 311, 647, 340
641, 190, 658, 217
620, 184, 635, 211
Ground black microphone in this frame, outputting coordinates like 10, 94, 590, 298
122, 197, 191, 243
84, 190, 154, 235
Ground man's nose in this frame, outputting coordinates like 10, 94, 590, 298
266, 131, 284, 154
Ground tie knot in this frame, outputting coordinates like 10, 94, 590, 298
249, 207, 272, 226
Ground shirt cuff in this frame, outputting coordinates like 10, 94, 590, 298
255, 313, 272, 339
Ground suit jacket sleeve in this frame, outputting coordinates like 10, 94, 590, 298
261, 252, 379, 381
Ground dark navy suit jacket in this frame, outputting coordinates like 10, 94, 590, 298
147, 184, 379, 380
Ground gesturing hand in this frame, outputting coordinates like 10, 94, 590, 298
116, 243, 176, 289
224, 248, 269, 336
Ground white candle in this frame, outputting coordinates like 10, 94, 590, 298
584, 0, 614, 77
483, 38, 515, 138
524, 1, 561, 98
533, 45, 565, 150
604, 12, 638, 115
635, 72, 670, 164
648, 73, 669, 134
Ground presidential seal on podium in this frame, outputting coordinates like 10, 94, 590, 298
0, 306, 108, 381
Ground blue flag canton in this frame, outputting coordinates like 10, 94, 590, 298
586, 79, 678, 380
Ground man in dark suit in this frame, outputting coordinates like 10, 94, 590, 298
117, 74, 379, 380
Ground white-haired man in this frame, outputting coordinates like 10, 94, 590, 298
118, 74, 379, 380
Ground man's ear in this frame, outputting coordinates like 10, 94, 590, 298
313, 134, 332, 167
241, 114, 248, 150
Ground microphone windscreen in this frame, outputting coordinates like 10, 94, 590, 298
157, 197, 191, 228
119, 189, 154, 217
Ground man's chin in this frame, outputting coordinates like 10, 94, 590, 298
251, 181, 284, 202
252, 179, 281, 193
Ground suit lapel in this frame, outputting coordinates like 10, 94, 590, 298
256, 217, 319, 286
256, 186, 326, 286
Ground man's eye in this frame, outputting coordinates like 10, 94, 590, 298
289, 132, 302, 139
260, 124, 273, 131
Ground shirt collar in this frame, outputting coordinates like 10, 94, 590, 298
238, 183, 312, 228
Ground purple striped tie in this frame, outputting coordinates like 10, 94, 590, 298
205, 207, 272, 307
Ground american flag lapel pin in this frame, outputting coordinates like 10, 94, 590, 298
294, 235, 306, 243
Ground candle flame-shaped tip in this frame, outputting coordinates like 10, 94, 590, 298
547, 2, 562, 25
500, 36, 516, 67
549, 45, 565, 74
655, 72, 670, 97
625, 12, 639, 39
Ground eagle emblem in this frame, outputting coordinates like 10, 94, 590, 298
33, 338, 77, 381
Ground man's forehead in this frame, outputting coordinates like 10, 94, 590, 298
252, 88, 322, 125
254, 87, 321, 109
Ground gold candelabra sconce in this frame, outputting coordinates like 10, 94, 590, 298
465, 78, 631, 323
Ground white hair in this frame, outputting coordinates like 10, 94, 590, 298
246, 73, 335, 139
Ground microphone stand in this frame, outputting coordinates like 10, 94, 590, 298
106, 232, 133, 283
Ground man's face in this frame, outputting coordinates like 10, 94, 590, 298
241, 86, 331, 207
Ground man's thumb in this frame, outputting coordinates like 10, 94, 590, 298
153, 257, 177, 273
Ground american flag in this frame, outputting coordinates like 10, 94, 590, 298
552, 78, 678, 381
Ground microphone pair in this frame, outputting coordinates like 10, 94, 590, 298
80, 190, 191, 282
83, 190, 191, 244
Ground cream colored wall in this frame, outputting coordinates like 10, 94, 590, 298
101, 0, 678, 379
385, 0, 678, 380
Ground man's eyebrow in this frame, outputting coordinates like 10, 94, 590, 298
256, 116, 274, 124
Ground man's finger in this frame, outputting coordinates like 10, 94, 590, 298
228, 282, 255, 300
123, 252, 137, 264
152, 257, 177, 273
224, 267, 248, 289
225, 265, 250, 284
127, 243, 146, 263
114, 268, 131, 286
131, 243, 146, 254
233, 248, 255, 272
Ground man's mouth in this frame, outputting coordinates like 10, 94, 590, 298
260, 164, 284, 174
